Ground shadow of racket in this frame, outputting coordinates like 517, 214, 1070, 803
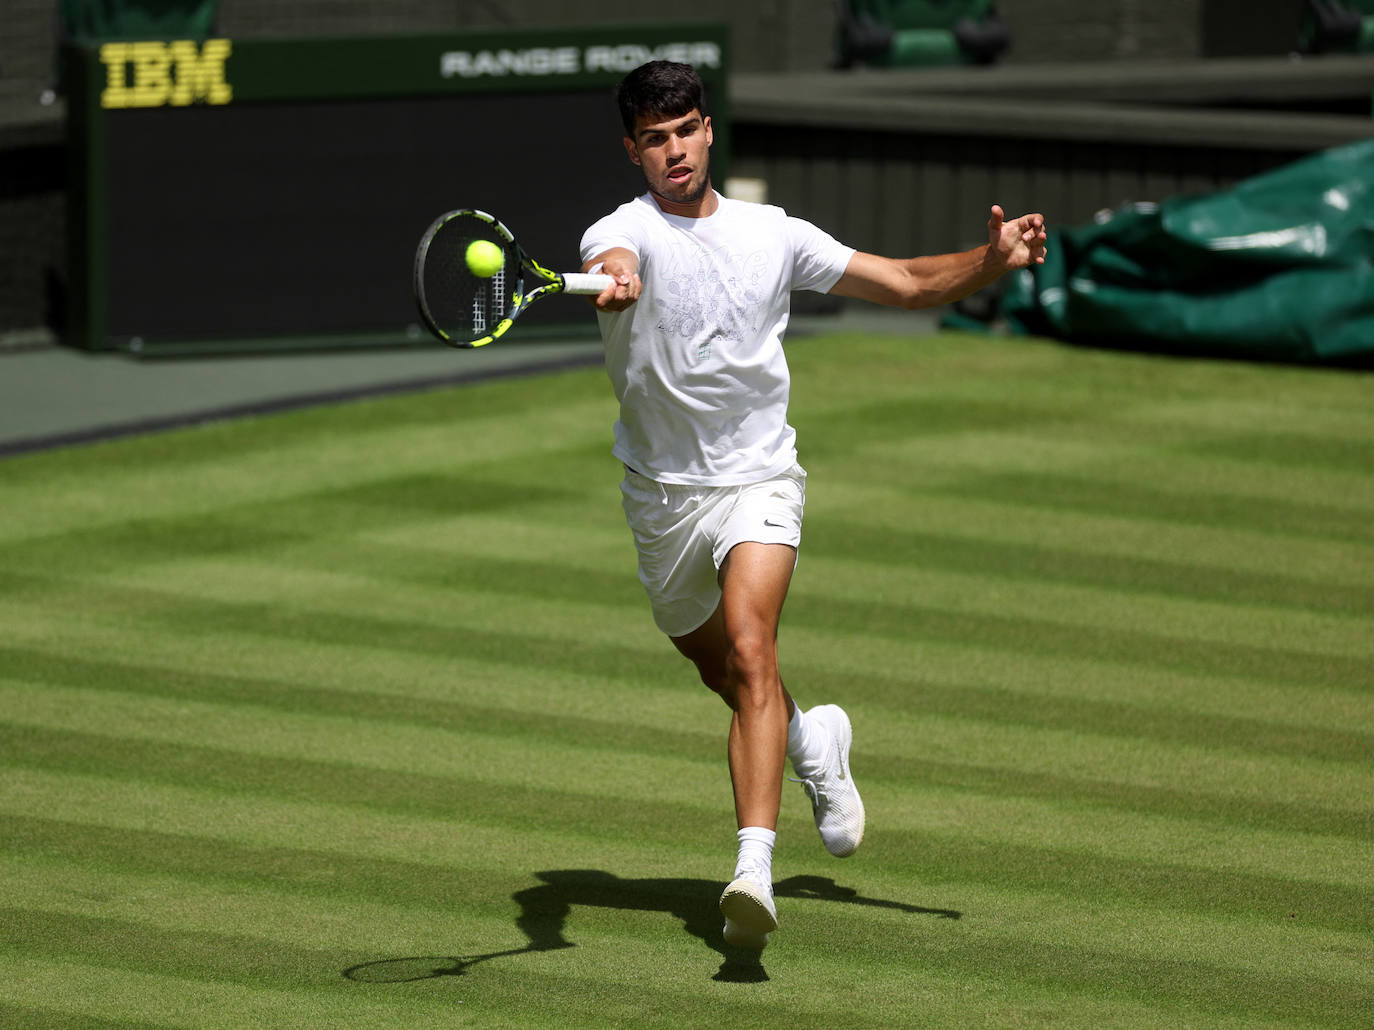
343, 945, 559, 983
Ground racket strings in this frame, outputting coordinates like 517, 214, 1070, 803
419, 214, 518, 342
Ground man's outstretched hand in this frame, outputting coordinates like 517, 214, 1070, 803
987, 205, 1048, 271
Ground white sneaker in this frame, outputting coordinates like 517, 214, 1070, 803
719, 874, 777, 950
793, 704, 865, 858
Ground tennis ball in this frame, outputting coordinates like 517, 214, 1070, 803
465, 239, 505, 278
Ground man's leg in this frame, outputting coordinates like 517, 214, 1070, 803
671, 541, 797, 947
671, 540, 797, 832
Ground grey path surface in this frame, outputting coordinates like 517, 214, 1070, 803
0, 339, 605, 456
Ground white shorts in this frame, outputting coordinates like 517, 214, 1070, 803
620, 464, 807, 638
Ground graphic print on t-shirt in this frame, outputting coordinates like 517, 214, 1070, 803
655, 244, 771, 361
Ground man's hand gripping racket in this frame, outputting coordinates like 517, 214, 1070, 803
413, 209, 614, 348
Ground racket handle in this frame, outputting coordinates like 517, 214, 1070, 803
561, 272, 617, 295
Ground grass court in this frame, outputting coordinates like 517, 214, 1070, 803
1, 329, 1371, 1027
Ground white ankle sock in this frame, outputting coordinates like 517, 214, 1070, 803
734, 826, 776, 887
787, 703, 827, 778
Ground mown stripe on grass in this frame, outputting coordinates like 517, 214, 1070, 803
848, 703, 1374, 822
929, 470, 1374, 545
8, 551, 1366, 693
8, 813, 1363, 999
804, 519, 1374, 616
0, 723, 726, 845
0, 852, 536, 961
0, 955, 496, 1030
0, 683, 726, 822
7, 600, 1369, 789
794, 392, 1109, 454
5, 834, 1369, 1029
7, 902, 1370, 1029
8, 708, 1363, 917
844, 671, 1374, 764
7, 550, 1369, 704
9, 719, 1367, 902
0, 767, 735, 887
0, 814, 554, 911
787, 629, 1373, 735
850, 825, 1374, 936
1106, 391, 1374, 438
869, 750, 1370, 840
847, 430, 1374, 513
6, 908, 359, 996
1179, 429, 1374, 475
18, 544, 646, 620
825, 922, 1374, 1028
18, 850, 1368, 1009
61, 504, 1357, 634
816, 871, 1374, 986
0, 471, 589, 571
846, 777, 1373, 893
807, 483, 1373, 588
0, 626, 675, 721
7, 597, 1368, 816
7, 617, 1369, 772
0, 1003, 162, 1030
8, 719, 1363, 917
7, 674, 1370, 847
801, 554, 1373, 661
0, 605, 699, 733
785, 592, 1370, 689
0, 398, 618, 543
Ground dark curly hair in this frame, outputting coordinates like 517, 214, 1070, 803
615, 60, 708, 136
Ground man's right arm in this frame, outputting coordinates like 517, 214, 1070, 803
582, 247, 642, 312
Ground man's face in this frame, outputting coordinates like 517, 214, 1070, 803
624, 109, 713, 214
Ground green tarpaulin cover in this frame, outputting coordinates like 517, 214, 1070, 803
1000, 139, 1374, 363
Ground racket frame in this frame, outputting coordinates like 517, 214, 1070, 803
414, 208, 612, 348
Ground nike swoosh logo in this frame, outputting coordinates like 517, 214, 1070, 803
764, 519, 786, 529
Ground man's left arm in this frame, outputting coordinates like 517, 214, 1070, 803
830, 206, 1046, 310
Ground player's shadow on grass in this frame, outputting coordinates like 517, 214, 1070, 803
344, 870, 960, 985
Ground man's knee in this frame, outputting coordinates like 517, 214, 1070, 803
671, 609, 781, 709
725, 629, 779, 701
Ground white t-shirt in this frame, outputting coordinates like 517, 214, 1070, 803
580, 191, 855, 485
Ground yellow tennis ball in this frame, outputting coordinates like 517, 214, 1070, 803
465, 239, 505, 278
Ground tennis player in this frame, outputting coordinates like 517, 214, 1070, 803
580, 60, 1046, 951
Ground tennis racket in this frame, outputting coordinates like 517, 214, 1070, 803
413, 209, 614, 348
